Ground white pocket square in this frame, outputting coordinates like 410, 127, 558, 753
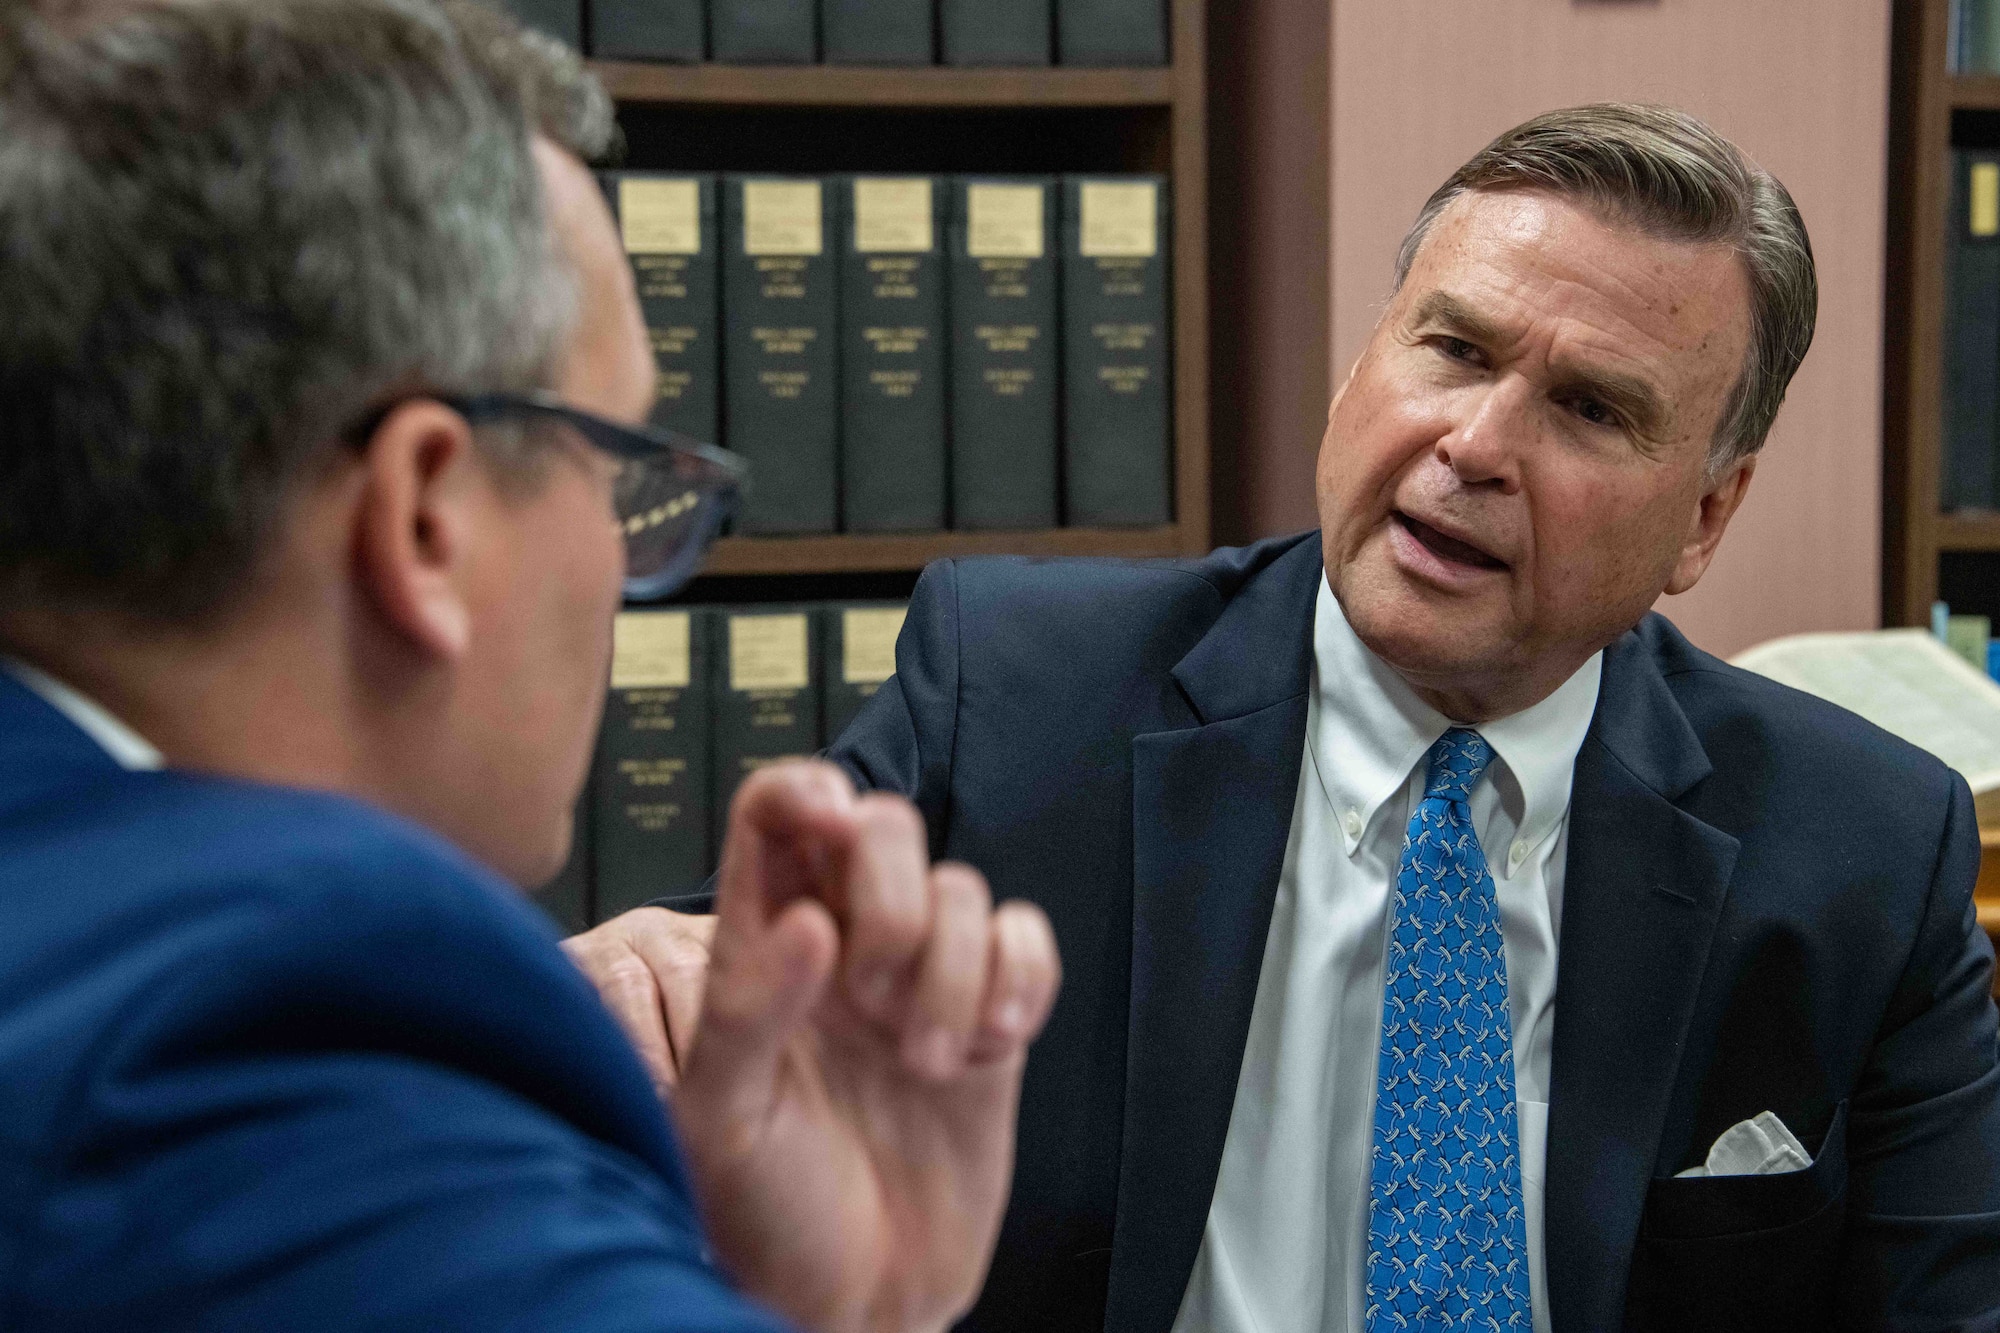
1674, 1110, 1812, 1178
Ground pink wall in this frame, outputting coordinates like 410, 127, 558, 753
1322, 0, 1892, 657
1207, 0, 1330, 547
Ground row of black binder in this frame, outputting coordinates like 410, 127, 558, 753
502, 0, 1165, 66
605, 171, 1173, 533
1946, 148, 2000, 511
536, 600, 908, 932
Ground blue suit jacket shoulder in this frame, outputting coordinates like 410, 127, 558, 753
833, 536, 1305, 851
0, 673, 787, 1333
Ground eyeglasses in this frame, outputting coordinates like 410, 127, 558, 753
349, 391, 748, 602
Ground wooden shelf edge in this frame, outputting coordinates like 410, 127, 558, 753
1950, 73, 2000, 110
1976, 829, 1999, 931
1935, 513, 2000, 550
699, 526, 1190, 575
590, 60, 1175, 108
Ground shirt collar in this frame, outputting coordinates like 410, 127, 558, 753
2, 657, 164, 771
1307, 574, 1602, 859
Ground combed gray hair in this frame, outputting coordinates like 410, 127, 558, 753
0, 0, 614, 622
1393, 103, 1817, 473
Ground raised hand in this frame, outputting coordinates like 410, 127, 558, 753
670, 761, 1060, 1333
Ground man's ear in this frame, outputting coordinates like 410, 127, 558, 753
352, 401, 484, 661
1663, 454, 1757, 596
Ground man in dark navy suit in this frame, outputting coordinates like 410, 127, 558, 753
583, 106, 2000, 1330
0, 2, 1058, 1330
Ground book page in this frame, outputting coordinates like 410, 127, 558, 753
1731, 629, 2000, 793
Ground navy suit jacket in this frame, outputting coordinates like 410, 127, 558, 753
0, 670, 788, 1332
819, 531, 2000, 1333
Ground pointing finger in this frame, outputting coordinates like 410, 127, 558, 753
838, 793, 933, 1022
714, 760, 859, 937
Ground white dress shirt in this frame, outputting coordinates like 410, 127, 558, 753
3, 656, 163, 771
1170, 576, 1601, 1333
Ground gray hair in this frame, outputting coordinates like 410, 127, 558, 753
0, 0, 614, 622
1392, 103, 1817, 473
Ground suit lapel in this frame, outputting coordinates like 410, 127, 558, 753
1544, 625, 1740, 1332
1104, 535, 1321, 1333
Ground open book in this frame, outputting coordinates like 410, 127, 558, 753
1730, 629, 2000, 827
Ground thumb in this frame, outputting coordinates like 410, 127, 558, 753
682, 897, 838, 1137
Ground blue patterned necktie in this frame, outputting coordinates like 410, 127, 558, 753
1366, 728, 1531, 1331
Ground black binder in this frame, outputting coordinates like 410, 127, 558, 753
841, 177, 948, 531
1061, 175, 1171, 526
1945, 149, 2000, 511
1056, 0, 1165, 64
493, 0, 581, 47
940, 0, 1050, 65
711, 606, 822, 837
594, 610, 713, 918
711, 0, 816, 61
948, 176, 1059, 529
823, 0, 933, 63
723, 176, 840, 532
593, 0, 705, 60
603, 172, 720, 444
822, 602, 907, 744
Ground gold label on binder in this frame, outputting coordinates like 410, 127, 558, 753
730, 613, 810, 691
1080, 181, 1158, 257
743, 180, 823, 256
611, 611, 691, 689
619, 179, 701, 255
854, 178, 934, 253
1974, 162, 2000, 238
967, 184, 1045, 258
843, 607, 906, 685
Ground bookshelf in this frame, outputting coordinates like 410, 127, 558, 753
701, 524, 1184, 576
592, 61, 1173, 106
1888, 0, 2000, 622
1887, 0, 2000, 970
587, 0, 1211, 589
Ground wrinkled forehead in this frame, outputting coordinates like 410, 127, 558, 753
1402, 188, 1752, 409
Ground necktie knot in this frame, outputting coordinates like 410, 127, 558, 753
1424, 727, 1492, 804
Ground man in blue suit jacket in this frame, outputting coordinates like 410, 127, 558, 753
0, 2, 1057, 1330
588, 107, 2000, 1330
819, 533, 2000, 1332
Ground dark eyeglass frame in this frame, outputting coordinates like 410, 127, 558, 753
345, 390, 749, 602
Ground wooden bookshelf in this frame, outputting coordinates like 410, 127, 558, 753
702, 525, 1184, 576
1888, 0, 2000, 620
1898, 0, 2000, 971
1936, 512, 2000, 550
588, 0, 1210, 580
594, 61, 1174, 108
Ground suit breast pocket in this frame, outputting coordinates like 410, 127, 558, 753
1625, 1100, 1848, 1333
